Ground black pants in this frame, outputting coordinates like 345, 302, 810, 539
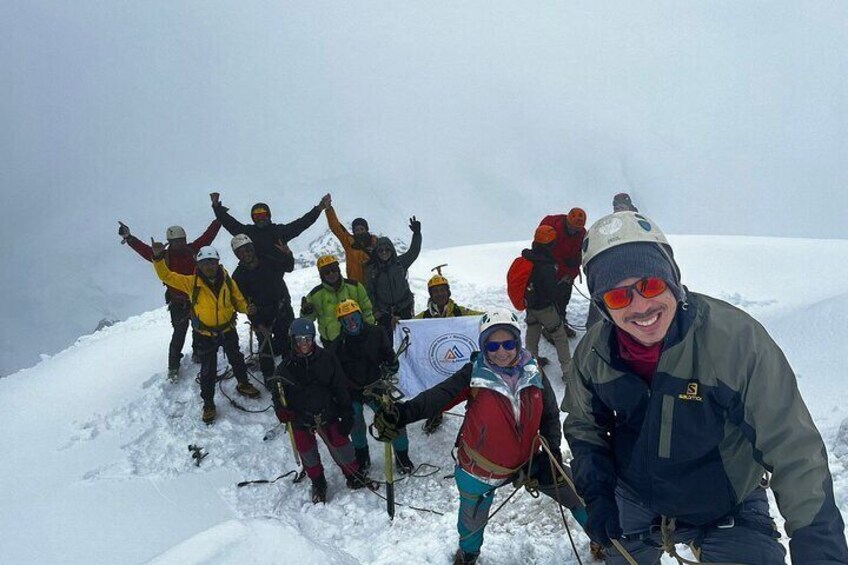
168, 300, 195, 370
194, 329, 249, 405
255, 302, 294, 378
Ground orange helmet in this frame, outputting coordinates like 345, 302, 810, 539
534, 225, 557, 245
567, 207, 587, 229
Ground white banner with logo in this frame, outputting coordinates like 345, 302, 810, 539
393, 317, 479, 399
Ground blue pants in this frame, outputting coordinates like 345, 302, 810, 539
455, 455, 587, 555
351, 400, 409, 452
604, 484, 786, 564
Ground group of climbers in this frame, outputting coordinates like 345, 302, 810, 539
119, 189, 848, 564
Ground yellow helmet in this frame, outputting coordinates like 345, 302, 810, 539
336, 299, 362, 319
428, 274, 449, 289
316, 254, 339, 270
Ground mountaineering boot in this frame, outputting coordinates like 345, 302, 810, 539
453, 549, 479, 565
236, 381, 261, 398
355, 447, 371, 472
536, 356, 550, 368
167, 367, 180, 383
202, 403, 217, 424
565, 325, 577, 338
345, 472, 379, 491
423, 413, 443, 434
395, 450, 415, 475
311, 474, 327, 504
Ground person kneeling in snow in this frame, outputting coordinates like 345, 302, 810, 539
269, 318, 378, 504
152, 243, 261, 424
373, 309, 587, 565
565, 211, 848, 564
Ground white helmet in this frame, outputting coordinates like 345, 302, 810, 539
166, 225, 186, 240
479, 309, 521, 336
196, 246, 220, 262
582, 212, 671, 269
231, 233, 253, 253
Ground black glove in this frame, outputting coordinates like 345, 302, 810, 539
338, 414, 354, 436
380, 360, 400, 377
585, 496, 622, 547
373, 409, 402, 442
408, 215, 421, 234
118, 222, 130, 241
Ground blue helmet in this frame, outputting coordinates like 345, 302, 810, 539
288, 317, 316, 338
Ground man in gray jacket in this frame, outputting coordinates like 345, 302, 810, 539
563, 211, 848, 564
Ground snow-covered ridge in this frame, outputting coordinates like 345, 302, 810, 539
1, 235, 846, 564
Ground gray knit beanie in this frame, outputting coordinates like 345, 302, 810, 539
586, 242, 683, 301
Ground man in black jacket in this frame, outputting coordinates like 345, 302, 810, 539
211, 191, 330, 260
328, 299, 414, 474
523, 225, 572, 380
231, 234, 295, 382
269, 318, 377, 503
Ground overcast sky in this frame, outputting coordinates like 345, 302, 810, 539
1, 1, 846, 374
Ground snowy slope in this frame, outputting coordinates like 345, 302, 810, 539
1, 235, 847, 564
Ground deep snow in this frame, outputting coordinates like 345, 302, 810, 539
1, 235, 847, 564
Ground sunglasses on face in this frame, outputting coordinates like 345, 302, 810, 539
484, 339, 518, 353
293, 335, 314, 344
602, 277, 668, 310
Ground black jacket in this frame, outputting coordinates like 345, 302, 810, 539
522, 244, 566, 312
233, 256, 294, 324
367, 236, 421, 315
328, 323, 395, 401
213, 202, 321, 263
272, 347, 353, 430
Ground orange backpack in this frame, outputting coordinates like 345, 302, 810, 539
506, 256, 534, 311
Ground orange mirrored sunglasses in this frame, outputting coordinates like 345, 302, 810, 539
602, 277, 668, 310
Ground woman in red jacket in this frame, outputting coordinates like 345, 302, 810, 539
374, 309, 587, 565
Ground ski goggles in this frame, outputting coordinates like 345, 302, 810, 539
293, 335, 314, 344
251, 210, 271, 222
601, 277, 668, 310
484, 339, 518, 353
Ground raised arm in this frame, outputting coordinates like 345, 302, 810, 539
398, 216, 422, 270
325, 204, 353, 247
210, 193, 247, 235
192, 218, 222, 248
278, 193, 331, 242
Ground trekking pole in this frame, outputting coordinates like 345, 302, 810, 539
275, 381, 306, 483
365, 343, 410, 520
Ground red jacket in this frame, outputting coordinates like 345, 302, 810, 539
539, 214, 585, 280
400, 352, 561, 480
127, 219, 221, 302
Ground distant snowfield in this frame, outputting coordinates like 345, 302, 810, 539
1, 235, 846, 564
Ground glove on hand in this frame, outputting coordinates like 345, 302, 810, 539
118, 222, 131, 239
275, 407, 295, 423
585, 496, 623, 547
380, 360, 400, 377
373, 409, 402, 442
408, 216, 421, 234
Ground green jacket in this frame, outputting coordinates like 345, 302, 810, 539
303, 279, 375, 343
563, 292, 847, 562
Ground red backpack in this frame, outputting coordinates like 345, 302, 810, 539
506, 256, 534, 311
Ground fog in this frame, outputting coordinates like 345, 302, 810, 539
2, 1, 846, 375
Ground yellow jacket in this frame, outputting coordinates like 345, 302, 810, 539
154, 259, 248, 336
325, 207, 376, 284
